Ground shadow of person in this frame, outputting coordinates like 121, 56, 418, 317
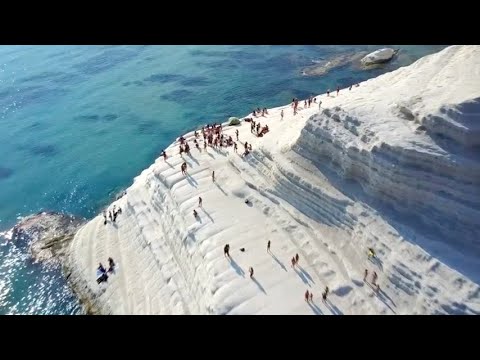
294, 267, 311, 286
270, 252, 287, 271
215, 182, 228, 196
188, 153, 200, 165
207, 151, 215, 159
370, 256, 384, 271
186, 173, 198, 187
229, 257, 245, 277
308, 301, 323, 315
252, 277, 267, 294
325, 299, 344, 315
297, 266, 315, 284
201, 207, 214, 223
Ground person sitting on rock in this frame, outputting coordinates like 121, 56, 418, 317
96, 263, 108, 284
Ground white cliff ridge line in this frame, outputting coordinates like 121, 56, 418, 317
67, 45, 480, 315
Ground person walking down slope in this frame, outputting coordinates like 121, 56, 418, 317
267, 240, 271, 252
193, 209, 198, 218
249, 267, 254, 278
295, 253, 299, 264
198, 197, 202, 207
224, 244, 230, 258
280, 109, 284, 120
372, 271, 378, 286
305, 289, 310, 302
291, 257, 296, 268
309, 292, 313, 302
212, 171, 215, 182
364, 269, 368, 282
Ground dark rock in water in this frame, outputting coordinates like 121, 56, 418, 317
30, 144, 59, 157
103, 114, 118, 121
12, 211, 85, 264
0, 166, 13, 179
144, 73, 185, 83
301, 52, 367, 77
75, 114, 100, 122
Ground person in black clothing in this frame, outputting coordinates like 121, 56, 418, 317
224, 244, 230, 258
267, 240, 271, 252
108, 257, 116, 273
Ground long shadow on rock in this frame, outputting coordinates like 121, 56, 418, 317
308, 301, 323, 315
215, 182, 228, 196
229, 257, 245, 277
270, 252, 287, 272
252, 277, 267, 294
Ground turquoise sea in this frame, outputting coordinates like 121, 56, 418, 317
0, 45, 447, 314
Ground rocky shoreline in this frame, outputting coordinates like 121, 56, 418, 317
10, 211, 100, 314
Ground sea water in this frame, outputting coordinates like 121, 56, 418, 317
0, 45, 447, 314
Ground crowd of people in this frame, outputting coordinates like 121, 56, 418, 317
102, 205, 122, 225
94, 82, 386, 312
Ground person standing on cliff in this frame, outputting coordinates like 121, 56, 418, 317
107, 257, 116, 273
224, 244, 230, 258
337, 86, 340, 96
280, 109, 284, 120
235, 129, 239, 141
102, 210, 107, 225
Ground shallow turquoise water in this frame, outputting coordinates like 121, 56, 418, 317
0, 45, 447, 314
